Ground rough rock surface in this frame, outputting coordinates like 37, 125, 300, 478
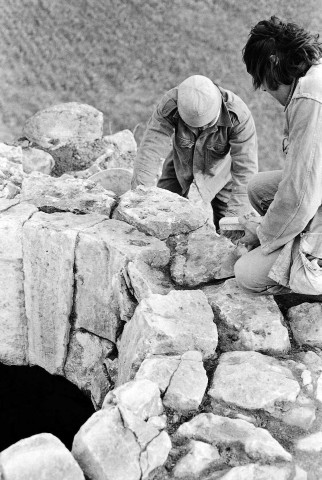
72, 406, 171, 480
173, 440, 221, 479
177, 413, 292, 464
113, 186, 208, 240
217, 463, 307, 480
163, 351, 208, 414
0, 202, 37, 365
125, 260, 174, 302
0, 157, 25, 198
208, 351, 316, 430
287, 302, 322, 348
117, 290, 217, 385
21, 173, 116, 215
169, 224, 239, 286
103, 379, 163, 420
22, 147, 55, 175
74, 219, 170, 342
135, 355, 181, 393
23, 211, 107, 374
104, 129, 137, 155
203, 279, 290, 354
63, 330, 114, 408
0, 433, 85, 480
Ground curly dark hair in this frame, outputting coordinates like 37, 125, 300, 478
243, 16, 322, 90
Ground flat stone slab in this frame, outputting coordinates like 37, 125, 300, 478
113, 186, 208, 240
163, 351, 208, 414
177, 413, 291, 464
203, 279, 290, 354
21, 174, 116, 216
287, 302, 322, 348
169, 224, 239, 287
208, 351, 316, 430
117, 290, 217, 385
0, 433, 85, 480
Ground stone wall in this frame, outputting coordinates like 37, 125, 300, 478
0, 103, 322, 479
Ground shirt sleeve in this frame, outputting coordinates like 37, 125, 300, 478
258, 97, 322, 254
131, 93, 175, 189
226, 111, 258, 215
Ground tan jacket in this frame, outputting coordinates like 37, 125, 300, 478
132, 85, 258, 213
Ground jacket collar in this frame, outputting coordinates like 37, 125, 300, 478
217, 99, 233, 127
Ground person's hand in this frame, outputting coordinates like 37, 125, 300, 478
238, 212, 262, 250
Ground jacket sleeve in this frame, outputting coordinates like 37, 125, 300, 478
258, 98, 322, 254
131, 92, 175, 189
226, 111, 258, 215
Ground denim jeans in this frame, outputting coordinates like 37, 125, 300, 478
234, 170, 292, 294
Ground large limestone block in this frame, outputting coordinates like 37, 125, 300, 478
63, 330, 114, 408
125, 260, 174, 302
203, 279, 290, 354
173, 440, 221, 479
23, 211, 107, 374
75, 219, 170, 342
113, 186, 208, 240
117, 290, 217, 384
177, 413, 291, 464
103, 379, 163, 420
23, 102, 103, 147
287, 302, 322, 348
0, 433, 84, 480
208, 351, 316, 430
163, 351, 208, 414
169, 224, 239, 287
72, 408, 142, 480
21, 174, 116, 216
0, 202, 37, 365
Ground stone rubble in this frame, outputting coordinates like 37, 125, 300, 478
2, 110, 322, 478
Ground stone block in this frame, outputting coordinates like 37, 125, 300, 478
23, 211, 106, 374
75, 219, 170, 342
0, 433, 85, 480
203, 279, 290, 354
287, 302, 322, 348
117, 290, 217, 384
113, 186, 207, 240
173, 440, 220, 479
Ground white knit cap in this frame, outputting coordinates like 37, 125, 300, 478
178, 75, 222, 127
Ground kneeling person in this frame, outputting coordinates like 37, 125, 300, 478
131, 75, 258, 230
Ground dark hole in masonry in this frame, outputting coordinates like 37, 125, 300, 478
0, 363, 95, 452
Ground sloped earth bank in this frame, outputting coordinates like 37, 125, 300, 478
1, 105, 322, 479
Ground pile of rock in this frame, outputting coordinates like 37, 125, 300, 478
0, 103, 322, 479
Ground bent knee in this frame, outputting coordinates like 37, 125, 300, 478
234, 254, 265, 294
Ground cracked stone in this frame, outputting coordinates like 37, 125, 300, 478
208, 351, 316, 430
75, 219, 170, 342
0, 433, 85, 480
23, 211, 106, 374
103, 379, 163, 420
117, 290, 217, 384
0, 202, 37, 365
287, 303, 322, 348
202, 279, 290, 354
72, 407, 141, 480
163, 351, 208, 414
113, 186, 208, 240
135, 355, 181, 393
63, 330, 114, 408
169, 224, 238, 287
173, 440, 221, 479
140, 430, 172, 480
126, 260, 174, 302
177, 413, 291, 464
